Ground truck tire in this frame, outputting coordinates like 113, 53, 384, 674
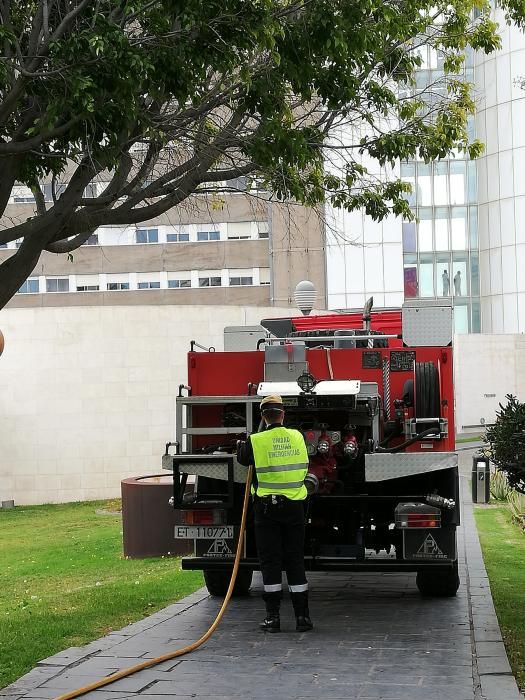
416, 562, 460, 597
203, 569, 253, 597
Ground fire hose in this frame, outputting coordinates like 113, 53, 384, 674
53, 465, 253, 700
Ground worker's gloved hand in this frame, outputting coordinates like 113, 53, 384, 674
236, 438, 250, 466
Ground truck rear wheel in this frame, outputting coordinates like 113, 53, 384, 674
416, 562, 459, 597
203, 569, 253, 597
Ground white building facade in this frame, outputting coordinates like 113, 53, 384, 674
326, 9, 525, 335
475, 10, 525, 332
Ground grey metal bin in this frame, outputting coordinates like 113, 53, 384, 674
472, 453, 490, 503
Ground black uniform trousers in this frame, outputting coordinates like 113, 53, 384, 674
253, 495, 308, 591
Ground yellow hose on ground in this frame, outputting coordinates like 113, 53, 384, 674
53, 465, 253, 700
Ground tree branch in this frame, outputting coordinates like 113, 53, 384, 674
45, 229, 95, 253
0, 116, 83, 155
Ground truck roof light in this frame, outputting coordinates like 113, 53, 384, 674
297, 371, 316, 393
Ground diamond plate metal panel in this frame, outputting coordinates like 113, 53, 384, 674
162, 454, 174, 471
402, 303, 453, 347
365, 452, 458, 482
167, 458, 249, 483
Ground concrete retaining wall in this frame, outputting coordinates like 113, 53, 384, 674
454, 333, 525, 433
0, 304, 295, 505
1, 306, 524, 504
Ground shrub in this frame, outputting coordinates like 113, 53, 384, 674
490, 470, 511, 502
508, 491, 525, 530
485, 394, 525, 495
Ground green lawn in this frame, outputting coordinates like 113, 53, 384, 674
0, 501, 203, 689
475, 506, 525, 690
456, 434, 483, 444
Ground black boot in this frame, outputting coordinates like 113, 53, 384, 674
260, 591, 281, 633
290, 591, 313, 632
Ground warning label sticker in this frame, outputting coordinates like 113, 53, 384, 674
403, 529, 456, 561
195, 528, 242, 559
415, 534, 446, 559
206, 539, 233, 557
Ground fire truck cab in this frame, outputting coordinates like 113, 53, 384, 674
163, 299, 460, 598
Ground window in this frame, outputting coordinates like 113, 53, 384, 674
229, 276, 253, 286
46, 278, 69, 293
227, 222, 251, 240
83, 184, 98, 198
136, 228, 158, 244
417, 209, 433, 252
419, 254, 434, 297
451, 208, 467, 250
197, 230, 220, 241
41, 183, 67, 201
168, 279, 191, 288
436, 255, 451, 297
76, 275, 99, 290
469, 206, 478, 248
167, 232, 190, 242
415, 70, 430, 91
18, 278, 39, 294
225, 176, 247, 191
199, 276, 222, 287
471, 300, 481, 333
137, 281, 161, 289
137, 273, 160, 289
470, 253, 480, 296
99, 227, 127, 245
434, 209, 449, 251
400, 163, 416, 207
107, 274, 130, 291
433, 162, 448, 205
454, 304, 469, 334
452, 255, 468, 297
259, 268, 271, 285
413, 45, 428, 69
402, 222, 417, 253
467, 161, 477, 203
12, 186, 35, 203
416, 164, 432, 206
404, 260, 418, 298
257, 222, 270, 239
467, 116, 476, 144
450, 161, 466, 205
84, 233, 99, 246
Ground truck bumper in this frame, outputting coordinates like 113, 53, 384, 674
181, 556, 457, 573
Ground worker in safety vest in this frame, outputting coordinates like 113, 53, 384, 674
237, 394, 313, 633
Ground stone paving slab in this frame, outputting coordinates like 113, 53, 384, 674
2, 468, 522, 700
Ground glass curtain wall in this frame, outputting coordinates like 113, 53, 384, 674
400, 47, 480, 332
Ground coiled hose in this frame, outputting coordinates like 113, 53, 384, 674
53, 465, 253, 700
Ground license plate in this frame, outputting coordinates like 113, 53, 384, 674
174, 525, 234, 539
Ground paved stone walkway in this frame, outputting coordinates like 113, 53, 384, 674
2, 464, 522, 700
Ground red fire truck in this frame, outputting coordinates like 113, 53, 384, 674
163, 299, 460, 598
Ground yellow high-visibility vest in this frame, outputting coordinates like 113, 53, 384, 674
251, 427, 309, 500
